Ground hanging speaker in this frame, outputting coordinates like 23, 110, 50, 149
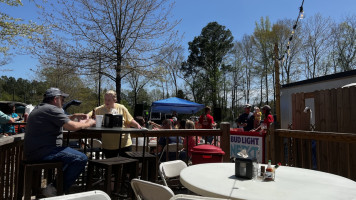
214, 107, 222, 122
134, 104, 144, 117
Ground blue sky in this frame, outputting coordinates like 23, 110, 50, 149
2, 0, 355, 80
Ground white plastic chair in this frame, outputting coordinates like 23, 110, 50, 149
159, 160, 187, 187
131, 178, 175, 200
169, 194, 230, 200
39, 190, 110, 200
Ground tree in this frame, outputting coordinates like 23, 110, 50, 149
183, 22, 234, 108
252, 17, 274, 105
301, 14, 333, 78
230, 42, 245, 116
0, 0, 44, 67
36, 55, 99, 113
236, 35, 255, 103
272, 19, 302, 84
36, 0, 180, 102
124, 68, 151, 113
181, 60, 206, 103
330, 15, 356, 72
156, 46, 185, 96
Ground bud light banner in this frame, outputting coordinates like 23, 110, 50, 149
230, 129, 265, 163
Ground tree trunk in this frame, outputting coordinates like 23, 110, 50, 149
265, 64, 269, 104
116, 70, 122, 103
260, 74, 263, 106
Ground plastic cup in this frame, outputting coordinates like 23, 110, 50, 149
96, 115, 103, 127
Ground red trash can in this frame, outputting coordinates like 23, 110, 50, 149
191, 144, 225, 165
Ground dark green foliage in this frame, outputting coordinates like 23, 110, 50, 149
182, 22, 234, 108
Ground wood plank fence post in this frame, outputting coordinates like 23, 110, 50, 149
220, 122, 230, 162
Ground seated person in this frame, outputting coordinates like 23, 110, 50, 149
0, 110, 15, 135
157, 119, 185, 162
0, 103, 18, 135
24, 88, 96, 196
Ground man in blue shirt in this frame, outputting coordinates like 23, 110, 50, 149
236, 104, 255, 131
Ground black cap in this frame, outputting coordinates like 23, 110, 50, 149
44, 87, 69, 98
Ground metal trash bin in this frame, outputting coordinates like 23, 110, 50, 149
191, 144, 225, 165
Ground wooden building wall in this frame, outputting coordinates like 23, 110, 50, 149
292, 86, 356, 133
291, 86, 356, 180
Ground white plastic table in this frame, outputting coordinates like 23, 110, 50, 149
180, 163, 356, 200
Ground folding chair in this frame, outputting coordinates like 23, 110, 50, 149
39, 190, 110, 200
169, 194, 231, 200
159, 160, 187, 187
131, 178, 175, 200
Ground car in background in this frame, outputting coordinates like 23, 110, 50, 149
0, 101, 28, 117
0, 99, 83, 117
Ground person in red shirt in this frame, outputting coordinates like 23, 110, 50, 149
251, 105, 274, 132
198, 106, 216, 143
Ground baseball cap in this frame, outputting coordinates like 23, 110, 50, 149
262, 105, 271, 110
44, 87, 69, 98
244, 104, 251, 108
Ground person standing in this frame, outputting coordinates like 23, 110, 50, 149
253, 106, 262, 129
251, 105, 274, 132
87, 90, 142, 158
236, 104, 255, 131
24, 87, 96, 197
198, 106, 216, 144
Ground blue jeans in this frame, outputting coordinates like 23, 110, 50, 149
206, 136, 214, 144
42, 147, 87, 192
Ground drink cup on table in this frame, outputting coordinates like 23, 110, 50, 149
261, 123, 267, 130
96, 115, 103, 127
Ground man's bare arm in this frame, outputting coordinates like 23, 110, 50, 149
63, 119, 96, 131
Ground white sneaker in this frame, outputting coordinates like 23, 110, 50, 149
42, 183, 57, 197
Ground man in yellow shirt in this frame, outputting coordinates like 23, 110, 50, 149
87, 90, 141, 158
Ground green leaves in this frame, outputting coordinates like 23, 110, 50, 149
0, 1, 46, 64
183, 21, 234, 107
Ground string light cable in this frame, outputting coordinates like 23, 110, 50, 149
278, 0, 305, 61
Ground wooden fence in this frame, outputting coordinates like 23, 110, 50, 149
3, 117, 356, 199
0, 123, 231, 199
0, 135, 24, 200
292, 86, 356, 132
272, 86, 356, 181
268, 129, 356, 181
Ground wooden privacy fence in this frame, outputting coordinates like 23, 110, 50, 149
292, 86, 356, 132
268, 129, 356, 181
281, 86, 356, 181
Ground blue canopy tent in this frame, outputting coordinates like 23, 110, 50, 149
151, 97, 205, 114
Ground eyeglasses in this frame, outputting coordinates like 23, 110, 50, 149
56, 96, 65, 102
